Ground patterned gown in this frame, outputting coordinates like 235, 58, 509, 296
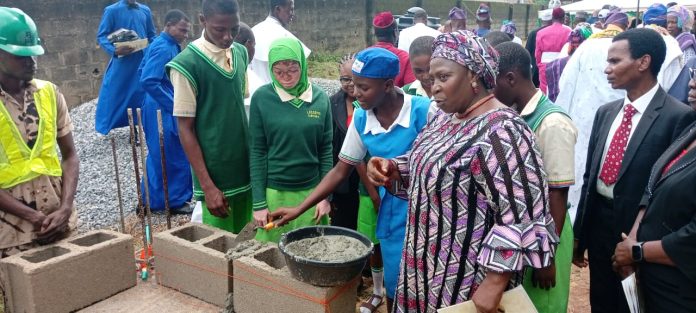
393, 108, 559, 312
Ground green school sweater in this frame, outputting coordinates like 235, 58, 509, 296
249, 83, 333, 210
166, 42, 250, 200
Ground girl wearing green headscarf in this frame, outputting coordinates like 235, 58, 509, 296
249, 38, 333, 243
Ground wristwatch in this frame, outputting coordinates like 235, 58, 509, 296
632, 242, 645, 262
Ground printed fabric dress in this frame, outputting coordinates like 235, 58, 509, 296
393, 108, 559, 312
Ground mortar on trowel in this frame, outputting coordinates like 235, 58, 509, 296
278, 225, 373, 287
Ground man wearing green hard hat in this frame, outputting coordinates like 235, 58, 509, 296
0, 5, 79, 267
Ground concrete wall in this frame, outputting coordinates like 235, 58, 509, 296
1, 0, 206, 107
3, 0, 540, 108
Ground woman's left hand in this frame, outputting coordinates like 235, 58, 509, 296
472, 271, 510, 313
314, 200, 331, 223
472, 284, 504, 313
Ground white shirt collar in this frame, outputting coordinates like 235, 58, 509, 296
405, 80, 429, 98
197, 33, 227, 54
275, 84, 314, 103
520, 89, 544, 117
363, 89, 412, 135
623, 83, 660, 114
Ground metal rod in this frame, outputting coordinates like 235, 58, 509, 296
127, 108, 148, 253
157, 110, 172, 229
136, 108, 153, 240
110, 137, 126, 234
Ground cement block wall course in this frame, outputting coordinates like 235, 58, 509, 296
153, 223, 236, 307
233, 244, 358, 313
0, 230, 136, 313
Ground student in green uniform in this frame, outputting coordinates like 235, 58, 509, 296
402, 35, 435, 98
494, 42, 578, 313
249, 37, 333, 243
167, 0, 251, 233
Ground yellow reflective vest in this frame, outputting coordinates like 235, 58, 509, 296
0, 79, 62, 189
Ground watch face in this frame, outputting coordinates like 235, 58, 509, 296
632, 244, 642, 261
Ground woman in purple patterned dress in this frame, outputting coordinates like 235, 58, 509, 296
367, 31, 559, 313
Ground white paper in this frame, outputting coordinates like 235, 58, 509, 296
437, 285, 538, 313
621, 273, 643, 313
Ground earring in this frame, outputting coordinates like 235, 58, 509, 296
471, 81, 479, 94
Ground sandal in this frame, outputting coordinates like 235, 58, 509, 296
360, 294, 383, 313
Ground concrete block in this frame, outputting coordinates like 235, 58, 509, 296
0, 230, 136, 313
153, 223, 236, 307
233, 245, 359, 313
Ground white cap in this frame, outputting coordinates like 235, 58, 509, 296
598, 9, 610, 19
548, 0, 562, 9
539, 9, 552, 21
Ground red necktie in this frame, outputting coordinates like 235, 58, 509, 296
599, 104, 637, 185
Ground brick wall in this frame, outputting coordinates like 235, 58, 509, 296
2, 0, 539, 108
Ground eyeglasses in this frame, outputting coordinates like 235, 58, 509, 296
272, 67, 300, 78
690, 67, 696, 80
339, 76, 354, 84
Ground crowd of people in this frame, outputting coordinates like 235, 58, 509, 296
1, 0, 696, 312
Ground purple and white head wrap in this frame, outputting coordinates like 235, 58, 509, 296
667, 4, 694, 32
431, 30, 500, 90
500, 21, 517, 36
605, 10, 629, 28
449, 7, 467, 20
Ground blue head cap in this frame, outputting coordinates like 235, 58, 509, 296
352, 47, 400, 79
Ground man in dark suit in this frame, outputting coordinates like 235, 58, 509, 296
573, 28, 696, 313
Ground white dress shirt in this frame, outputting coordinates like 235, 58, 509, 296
397, 23, 441, 52
596, 83, 659, 198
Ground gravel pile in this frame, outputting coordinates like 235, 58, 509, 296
311, 77, 341, 96
72, 78, 340, 232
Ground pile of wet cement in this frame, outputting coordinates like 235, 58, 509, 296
284, 235, 369, 262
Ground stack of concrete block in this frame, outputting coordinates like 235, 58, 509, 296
0, 230, 136, 313
233, 244, 359, 313
153, 223, 237, 307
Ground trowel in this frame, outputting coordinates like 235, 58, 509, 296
230, 220, 278, 249
230, 222, 258, 249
